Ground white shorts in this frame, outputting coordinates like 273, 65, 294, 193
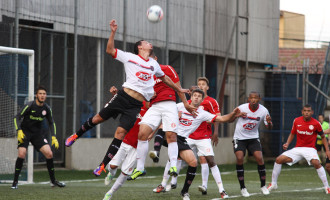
109, 143, 137, 175
282, 147, 319, 166
186, 138, 214, 157
140, 101, 179, 133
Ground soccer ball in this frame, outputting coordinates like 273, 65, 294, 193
147, 5, 163, 23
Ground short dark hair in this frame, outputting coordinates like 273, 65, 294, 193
134, 40, 144, 55
303, 104, 312, 110
191, 88, 205, 99
197, 77, 209, 86
319, 114, 325, 117
36, 85, 47, 94
249, 91, 261, 98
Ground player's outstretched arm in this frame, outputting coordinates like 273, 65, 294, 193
215, 107, 245, 123
106, 19, 118, 57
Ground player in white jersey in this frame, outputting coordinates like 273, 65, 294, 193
151, 89, 245, 200
233, 91, 273, 197
65, 19, 190, 176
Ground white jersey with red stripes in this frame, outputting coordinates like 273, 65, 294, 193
233, 103, 270, 140
113, 49, 165, 101
176, 103, 217, 138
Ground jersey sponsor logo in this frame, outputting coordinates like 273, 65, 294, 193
309, 125, 314, 130
243, 122, 257, 130
179, 118, 193, 126
42, 110, 47, 116
128, 60, 154, 71
136, 71, 152, 81
29, 115, 44, 121
242, 116, 260, 121
297, 125, 302, 127
297, 129, 313, 135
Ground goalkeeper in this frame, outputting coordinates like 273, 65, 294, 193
11, 86, 65, 189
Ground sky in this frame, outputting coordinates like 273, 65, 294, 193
280, 0, 330, 48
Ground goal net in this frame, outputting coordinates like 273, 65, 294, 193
0, 46, 34, 184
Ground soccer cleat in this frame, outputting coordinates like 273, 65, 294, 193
198, 185, 207, 195
11, 181, 18, 189
220, 190, 229, 199
65, 133, 78, 147
153, 185, 166, 193
171, 183, 177, 189
267, 183, 278, 192
128, 169, 145, 180
149, 151, 159, 163
51, 180, 66, 187
241, 188, 250, 197
103, 192, 112, 200
105, 172, 114, 185
181, 192, 190, 200
93, 163, 106, 177
325, 187, 330, 194
168, 166, 178, 177
260, 186, 270, 195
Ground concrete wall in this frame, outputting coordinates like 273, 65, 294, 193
65, 138, 236, 170
0, 138, 17, 174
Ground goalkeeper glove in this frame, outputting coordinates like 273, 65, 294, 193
52, 136, 59, 149
17, 130, 25, 143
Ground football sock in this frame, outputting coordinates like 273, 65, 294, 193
46, 158, 55, 183
76, 117, 96, 137
210, 165, 224, 192
316, 166, 329, 188
171, 159, 182, 185
13, 157, 24, 182
161, 160, 171, 187
181, 166, 197, 194
109, 167, 117, 177
136, 140, 149, 171
236, 164, 245, 189
271, 162, 282, 184
201, 163, 209, 188
109, 172, 127, 194
258, 164, 266, 187
154, 129, 165, 152
168, 142, 178, 168
100, 138, 122, 166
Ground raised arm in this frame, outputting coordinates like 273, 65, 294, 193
106, 19, 118, 56
265, 114, 273, 130
214, 107, 245, 123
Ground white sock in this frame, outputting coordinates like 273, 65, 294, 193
171, 159, 182, 185
161, 160, 171, 187
108, 173, 127, 194
210, 165, 224, 193
136, 140, 148, 171
317, 167, 329, 188
201, 163, 209, 188
109, 167, 117, 176
168, 142, 178, 168
271, 162, 282, 185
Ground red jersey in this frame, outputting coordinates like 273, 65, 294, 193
150, 65, 180, 106
122, 102, 148, 148
189, 96, 220, 140
291, 116, 323, 149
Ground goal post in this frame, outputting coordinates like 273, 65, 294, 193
0, 46, 34, 184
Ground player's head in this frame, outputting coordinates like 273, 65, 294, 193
302, 104, 313, 121
134, 40, 153, 55
191, 88, 205, 107
35, 85, 47, 103
248, 91, 261, 108
318, 114, 324, 123
189, 85, 198, 96
197, 77, 209, 95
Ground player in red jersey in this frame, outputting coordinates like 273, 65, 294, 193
268, 104, 330, 194
102, 89, 149, 200
187, 77, 222, 195
130, 53, 196, 180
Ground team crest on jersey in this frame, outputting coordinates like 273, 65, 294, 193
180, 118, 192, 126
309, 125, 314, 130
150, 66, 154, 71
42, 110, 47, 116
243, 123, 257, 130
171, 123, 176, 128
44, 139, 48, 143
136, 71, 152, 81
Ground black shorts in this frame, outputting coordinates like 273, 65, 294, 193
162, 135, 191, 152
98, 89, 143, 131
233, 139, 262, 155
18, 129, 49, 151
315, 138, 328, 151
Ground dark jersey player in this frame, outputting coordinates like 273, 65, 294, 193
11, 86, 65, 189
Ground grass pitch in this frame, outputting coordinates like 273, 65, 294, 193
1, 163, 329, 200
